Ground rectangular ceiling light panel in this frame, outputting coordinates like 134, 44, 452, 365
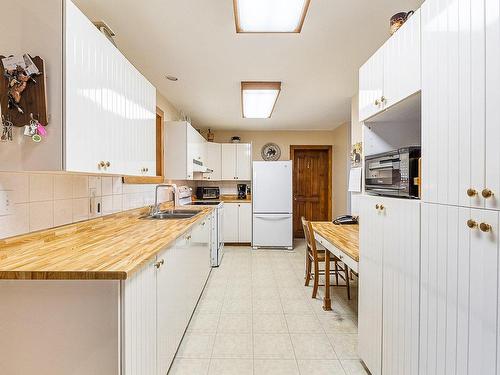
234, 0, 310, 33
241, 82, 281, 119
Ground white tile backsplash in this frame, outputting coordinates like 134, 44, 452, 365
29, 174, 54, 202
0, 172, 171, 240
29, 201, 54, 232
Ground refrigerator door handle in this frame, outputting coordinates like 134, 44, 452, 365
253, 215, 290, 220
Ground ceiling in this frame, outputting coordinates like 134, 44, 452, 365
73, 0, 423, 131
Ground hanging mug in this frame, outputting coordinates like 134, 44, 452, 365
390, 10, 415, 35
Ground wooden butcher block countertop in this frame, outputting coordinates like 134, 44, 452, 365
0, 205, 213, 280
220, 195, 252, 203
311, 222, 359, 262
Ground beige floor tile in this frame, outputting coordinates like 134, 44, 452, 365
197, 298, 224, 314
208, 358, 253, 375
340, 360, 370, 374
225, 286, 252, 299
297, 359, 346, 375
169, 358, 210, 375
222, 298, 252, 314
278, 287, 308, 300
176, 333, 215, 359
254, 359, 300, 375
253, 333, 295, 359
253, 298, 283, 314
285, 314, 323, 333
282, 298, 314, 314
217, 313, 252, 334
188, 313, 220, 334
253, 287, 280, 300
290, 334, 337, 360
212, 333, 253, 359
317, 314, 357, 334
201, 286, 227, 301
328, 334, 359, 359
253, 313, 289, 334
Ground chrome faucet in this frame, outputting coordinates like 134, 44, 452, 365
151, 184, 177, 215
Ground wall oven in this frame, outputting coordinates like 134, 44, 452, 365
365, 146, 421, 198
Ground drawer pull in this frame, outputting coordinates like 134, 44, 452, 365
480, 223, 492, 233
375, 204, 380, 210
467, 188, 478, 197
154, 259, 165, 269
482, 189, 494, 199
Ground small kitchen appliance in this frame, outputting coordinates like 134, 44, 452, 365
365, 146, 421, 198
196, 186, 220, 200
237, 184, 247, 200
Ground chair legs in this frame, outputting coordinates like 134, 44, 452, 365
305, 255, 312, 286
345, 265, 351, 300
334, 261, 339, 286
312, 258, 320, 299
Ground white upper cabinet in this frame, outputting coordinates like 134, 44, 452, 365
420, 0, 500, 209
65, 0, 156, 176
221, 143, 252, 180
165, 121, 194, 180
205, 142, 222, 180
359, 10, 421, 122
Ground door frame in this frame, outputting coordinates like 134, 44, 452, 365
290, 145, 333, 221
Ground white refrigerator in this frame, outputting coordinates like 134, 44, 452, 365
252, 161, 293, 249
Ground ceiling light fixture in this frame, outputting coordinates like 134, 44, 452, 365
233, 0, 310, 33
166, 75, 178, 81
241, 82, 281, 119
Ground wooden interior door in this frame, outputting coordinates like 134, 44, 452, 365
291, 146, 332, 237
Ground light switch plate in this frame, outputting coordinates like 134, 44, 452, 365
0, 190, 12, 216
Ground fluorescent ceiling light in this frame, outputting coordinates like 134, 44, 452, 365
241, 82, 281, 119
234, 0, 310, 33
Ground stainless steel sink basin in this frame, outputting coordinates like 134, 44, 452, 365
145, 209, 202, 220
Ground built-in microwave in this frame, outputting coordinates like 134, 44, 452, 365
365, 146, 421, 199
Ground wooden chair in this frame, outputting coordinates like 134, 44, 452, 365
302, 217, 351, 300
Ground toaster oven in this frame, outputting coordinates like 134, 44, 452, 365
196, 186, 220, 200
365, 146, 421, 198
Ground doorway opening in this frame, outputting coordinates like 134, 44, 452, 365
290, 145, 332, 238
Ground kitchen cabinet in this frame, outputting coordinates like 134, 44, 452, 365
420, 0, 500, 209
65, 0, 156, 176
358, 195, 420, 375
420, 203, 499, 375
221, 143, 252, 180
359, 10, 421, 122
223, 202, 251, 243
202, 142, 222, 180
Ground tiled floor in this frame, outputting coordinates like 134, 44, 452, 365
169, 241, 369, 375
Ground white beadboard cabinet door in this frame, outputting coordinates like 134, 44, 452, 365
221, 144, 237, 180
420, 203, 499, 375
381, 198, 420, 375
383, 9, 421, 110
358, 195, 383, 375
421, 0, 485, 208
205, 142, 222, 180
223, 203, 239, 242
485, 0, 500, 210
359, 46, 384, 122
236, 144, 252, 180
238, 203, 252, 242
122, 258, 157, 375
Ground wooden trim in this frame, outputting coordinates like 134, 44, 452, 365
241, 81, 281, 119
123, 107, 165, 185
233, 0, 311, 33
290, 145, 333, 221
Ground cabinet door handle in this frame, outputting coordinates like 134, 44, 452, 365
375, 99, 380, 106
375, 204, 380, 210
482, 189, 494, 199
98, 161, 106, 169
467, 188, 478, 197
154, 259, 165, 269
381, 96, 387, 104
467, 219, 478, 229
480, 222, 492, 233
379, 204, 385, 211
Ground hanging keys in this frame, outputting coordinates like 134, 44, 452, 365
1, 115, 13, 142
23, 114, 47, 143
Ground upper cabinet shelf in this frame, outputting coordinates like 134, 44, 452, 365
359, 9, 421, 122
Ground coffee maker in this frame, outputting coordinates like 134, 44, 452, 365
237, 184, 247, 199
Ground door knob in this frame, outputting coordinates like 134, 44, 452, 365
154, 259, 164, 269
467, 219, 478, 229
375, 204, 380, 210
375, 99, 380, 106
98, 161, 106, 169
482, 188, 494, 199
467, 188, 478, 197
381, 96, 387, 103
480, 222, 492, 233
379, 204, 385, 211
105, 161, 111, 168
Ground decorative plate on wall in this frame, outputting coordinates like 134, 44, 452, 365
261, 143, 281, 161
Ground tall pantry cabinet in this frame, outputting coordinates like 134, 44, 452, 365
420, 0, 500, 374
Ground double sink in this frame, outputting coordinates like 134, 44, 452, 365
145, 209, 201, 220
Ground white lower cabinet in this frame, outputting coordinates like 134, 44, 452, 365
358, 195, 420, 375
223, 202, 251, 243
123, 217, 211, 374
420, 203, 499, 375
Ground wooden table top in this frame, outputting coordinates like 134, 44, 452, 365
311, 222, 359, 262
0, 205, 213, 280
